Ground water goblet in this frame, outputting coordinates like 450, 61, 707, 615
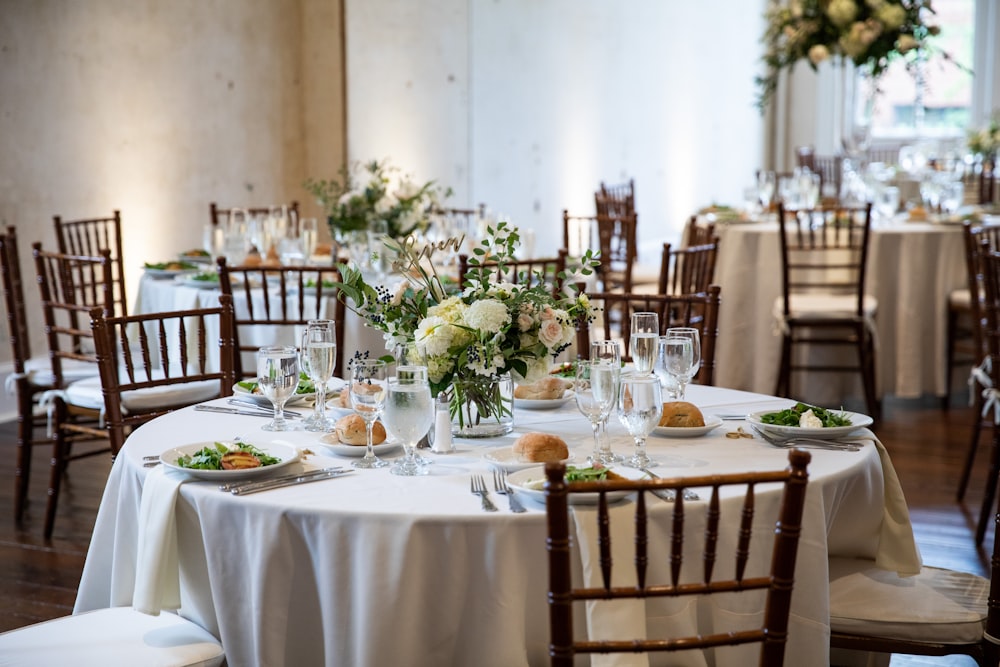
618, 373, 662, 469
630, 312, 659, 375
350, 359, 390, 469
575, 360, 618, 465
256, 346, 299, 432
301, 320, 337, 432
299, 217, 319, 262
664, 327, 701, 401
757, 170, 776, 211
590, 340, 624, 462
386, 369, 434, 477
653, 336, 680, 400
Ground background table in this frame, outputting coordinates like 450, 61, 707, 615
74, 384, 917, 667
712, 218, 967, 405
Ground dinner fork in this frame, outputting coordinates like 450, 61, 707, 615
748, 423, 862, 452
470, 475, 498, 512
492, 469, 526, 513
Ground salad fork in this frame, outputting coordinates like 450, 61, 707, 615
470, 475, 498, 512
748, 424, 862, 451
492, 469, 526, 513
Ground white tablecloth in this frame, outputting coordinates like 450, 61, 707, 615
74, 384, 919, 667
713, 218, 966, 402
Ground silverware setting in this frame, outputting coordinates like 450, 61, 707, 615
227, 398, 303, 417
225, 467, 352, 495
748, 423, 862, 452
641, 467, 700, 502
471, 474, 499, 512
492, 469, 526, 513
193, 405, 302, 419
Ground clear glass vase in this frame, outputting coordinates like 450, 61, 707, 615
449, 373, 514, 438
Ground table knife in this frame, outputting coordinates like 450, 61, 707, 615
194, 405, 302, 419
228, 469, 353, 495
218, 466, 345, 492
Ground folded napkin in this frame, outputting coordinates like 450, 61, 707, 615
133, 465, 188, 616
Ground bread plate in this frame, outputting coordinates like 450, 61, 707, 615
747, 409, 872, 439
482, 447, 575, 472
652, 414, 724, 438
232, 382, 315, 407
514, 391, 575, 410
317, 434, 400, 457
506, 465, 643, 506
160, 440, 299, 481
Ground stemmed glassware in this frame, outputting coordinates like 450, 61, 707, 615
385, 366, 434, 476
299, 217, 319, 262
630, 312, 659, 375
300, 320, 337, 432
662, 327, 701, 401
350, 359, 389, 469
256, 346, 300, 432
618, 373, 662, 469
653, 337, 680, 400
757, 170, 776, 211
590, 340, 624, 463
575, 360, 618, 465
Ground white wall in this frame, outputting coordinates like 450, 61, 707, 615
345, 0, 768, 264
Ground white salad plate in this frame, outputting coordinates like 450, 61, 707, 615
160, 440, 299, 480
651, 415, 724, 438
232, 382, 315, 407
747, 409, 873, 439
317, 434, 401, 457
506, 465, 643, 505
514, 391, 576, 410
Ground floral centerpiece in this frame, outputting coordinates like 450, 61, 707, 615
304, 159, 452, 240
968, 113, 1000, 165
756, 0, 947, 112
335, 221, 597, 436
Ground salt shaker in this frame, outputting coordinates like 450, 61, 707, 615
432, 393, 453, 453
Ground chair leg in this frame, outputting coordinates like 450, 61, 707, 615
944, 306, 958, 411
775, 333, 792, 398
975, 425, 1000, 546
44, 400, 68, 540
14, 387, 34, 522
958, 403, 985, 502
857, 327, 880, 423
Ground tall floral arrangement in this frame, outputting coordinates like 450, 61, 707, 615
335, 222, 597, 427
968, 113, 1000, 163
756, 0, 946, 112
304, 159, 452, 240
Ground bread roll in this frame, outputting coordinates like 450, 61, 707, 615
514, 376, 568, 400
658, 401, 705, 428
513, 432, 569, 462
335, 413, 387, 445
336, 386, 352, 407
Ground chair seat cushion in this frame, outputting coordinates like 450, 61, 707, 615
828, 556, 988, 645
948, 288, 971, 309
631, 262, 660, 286
0, 606, 224, 667
23, 356, 99, 388
773, 294, 878, 321
65, 371, 222, 413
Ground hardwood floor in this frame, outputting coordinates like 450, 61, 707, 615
0, 398, 994, 665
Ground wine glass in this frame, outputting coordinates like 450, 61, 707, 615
299, 217, 319, 262
617, 373, 662, 469
575, 360, 618, 465
630, 312, 659, 375
350, 359, 389, 469
385, 367, 434, 477
590, 340, 624, 463
256, 346, 299, 432
663, 327, 701, 401
653, 336, 680, 400
300, 320, 337, 433
757, 170, 776, 211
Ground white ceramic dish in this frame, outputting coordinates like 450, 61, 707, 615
144, 266, 199, 280
177, 274, 220, 289
651, 414, 724, 438
514, 390, 576, 410
317, 434, 401, 457
177, 251, 213, 264
507, 465, 643, 505
747, 409, 873, 439
482, 447, 575, 472
160, 440, 299, 480
232, 382, 315, 407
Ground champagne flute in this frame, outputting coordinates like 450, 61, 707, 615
630, 311, 659, 375
300, 217, 319, 262
386, 367, 434, 477
618, 373, 662, 469
256, 346, 299, 432
301, 320, 337, 432
590, 340, 624, 463
664, 327, 701, 400
575, 360, 618, 465
350, 359, 389, 469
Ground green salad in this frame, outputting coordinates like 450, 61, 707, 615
564, 464, 618, 482
759, 402, 852, 428
190, 271, 219, 282
237, 372, 316, 395
175, 441, 280, 470
144, 260, 198, 271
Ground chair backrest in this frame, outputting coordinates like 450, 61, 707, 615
962, 222, 1000, 363
215, 257, 346, 378
544, 448, 812, 666
657, 241, 719, 296
562, 210, 638, 292
682, 215, 717, 248
577, 285, 721, 385
32, 243, 114, 387
90, 294, 237, 455
776, 203, 873, 319
595, 179, 635, 219
209, 201, 301, 230
53, 211, 128, 318
458, 250, 568, 296
0, 226, 32, 373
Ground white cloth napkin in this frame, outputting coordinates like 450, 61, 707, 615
133, 465, 188, 616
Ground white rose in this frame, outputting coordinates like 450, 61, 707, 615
827, 0, 858, 28
538, 318, 565, 349
374, 193, 398, 215
395, 181, 421, 200
808, 44, 830, 65
517, 312, 534, 331
414, 316, 454, 357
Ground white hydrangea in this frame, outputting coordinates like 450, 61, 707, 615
464, 299, 510, 334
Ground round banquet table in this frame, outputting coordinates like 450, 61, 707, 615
712, 216, 967, 404
74, 383, 919, 667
